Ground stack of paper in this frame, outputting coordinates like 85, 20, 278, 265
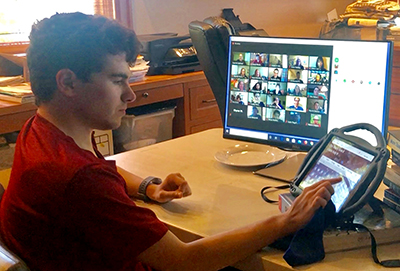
0, 84, 34, 104
0, 76, 25, 87
129, 55, 149, 83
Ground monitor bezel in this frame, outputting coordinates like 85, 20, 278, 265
223, 36, 393, 151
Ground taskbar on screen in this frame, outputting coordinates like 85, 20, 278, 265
225, 127, 319, 149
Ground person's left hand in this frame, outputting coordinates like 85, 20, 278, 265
146, 173, 192, 203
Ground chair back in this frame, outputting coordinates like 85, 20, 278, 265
188, 17, 236, 121
0, 244, 30, 271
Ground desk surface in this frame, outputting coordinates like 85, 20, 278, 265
111, 128, 400, 271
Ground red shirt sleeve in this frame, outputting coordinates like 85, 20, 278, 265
65, 163, 168, 268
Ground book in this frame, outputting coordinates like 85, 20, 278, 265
0, 84, 34, 104
383, 167, 400, 196
388, 129, 400, 163
390, 163, 400, 175
385, 188, 400, 205
383, 197, 400, 214
323, 200, 400, 253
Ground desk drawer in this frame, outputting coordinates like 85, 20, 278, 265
189, 84, 220, 121
129, 84, 183, 107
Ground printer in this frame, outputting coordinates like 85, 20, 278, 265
138, 33, 201, 75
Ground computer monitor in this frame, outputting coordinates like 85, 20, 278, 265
224, 36, 393, 151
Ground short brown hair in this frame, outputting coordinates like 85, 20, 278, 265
27, 12, 141, 105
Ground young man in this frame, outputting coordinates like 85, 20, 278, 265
0, 13, 340, 271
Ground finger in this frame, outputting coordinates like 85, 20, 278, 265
179, 182, 192, 197
322, 177, 342, 187
169, 173, 185, 181
160, 190, 183, 200
319, 186, 332, 202
176, 173, 185, 180
307, 177, 341, 195
314, 196, 328, 209
321, 177, 342, 195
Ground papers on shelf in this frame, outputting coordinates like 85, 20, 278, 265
0, 75, 25, 87
0, 83, 34, 104
129, 55, 149, 83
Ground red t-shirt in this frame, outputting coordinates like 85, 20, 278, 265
0, 114, 168, 271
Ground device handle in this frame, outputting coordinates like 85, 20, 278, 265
337, 122, 386, 148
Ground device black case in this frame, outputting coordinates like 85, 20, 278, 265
290, 123, 389, 222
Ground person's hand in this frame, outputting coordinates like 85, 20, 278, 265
282, 177, 342, 234
146, 173, 192, 203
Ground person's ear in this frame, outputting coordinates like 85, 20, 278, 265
55, 69, 78, 96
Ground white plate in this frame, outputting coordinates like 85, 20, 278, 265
214, 144, 287, 167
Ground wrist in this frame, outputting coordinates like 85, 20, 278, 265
137, 176, 162, 202
145, 183, 159, 201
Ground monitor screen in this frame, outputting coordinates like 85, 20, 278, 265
224, 36, 392, 151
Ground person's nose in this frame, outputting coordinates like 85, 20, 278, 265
123, 84, 136, 103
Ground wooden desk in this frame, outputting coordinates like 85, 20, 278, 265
0, 101, 37, 134
111, 128, 400, 271
0, 71, 222, 136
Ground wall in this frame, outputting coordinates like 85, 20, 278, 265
132, 0, 354, 38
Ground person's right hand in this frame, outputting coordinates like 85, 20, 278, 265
282, 177, 342, 234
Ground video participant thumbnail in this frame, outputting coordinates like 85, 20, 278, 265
308, 114, 322, 127
248, 105, 263, 120
250, 53, 268, 66
267, 96, 285, 109
248, 92, 266, 107
267, 81, 287, 95
232, 66, 249, 79
267, 108, 285, 122
287, 83, 307, 97
230, 91, 248, 105
288, 69, 307, 83
308, 70, 329, 85
232, 52, 249, 65
309, 56, 330, 72
269, 54, 288, 68
250, 81, 266, 93
231, 78, 249, 92
288, 55, 308, 70
286, 96, 306, 112
286, 111, 302, 125
249, 67, 268, 80
307, 98, 325, 114
269, 68, 282, 81
307, 85, 328, 99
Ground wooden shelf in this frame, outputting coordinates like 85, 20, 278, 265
0, 71, 222, 136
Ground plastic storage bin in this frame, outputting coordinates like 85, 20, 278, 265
113, 107, 175, 152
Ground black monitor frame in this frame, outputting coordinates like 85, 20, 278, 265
223, 36, 393, 151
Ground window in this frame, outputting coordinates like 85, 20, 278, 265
0, 0, 132, 52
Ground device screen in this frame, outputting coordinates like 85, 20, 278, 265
298, 136, 375, 212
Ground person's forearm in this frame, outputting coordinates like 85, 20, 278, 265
140, 213, 295, 271
183, 213, 293, 271
117, 166, 143, 197
139, 179, 338, 271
